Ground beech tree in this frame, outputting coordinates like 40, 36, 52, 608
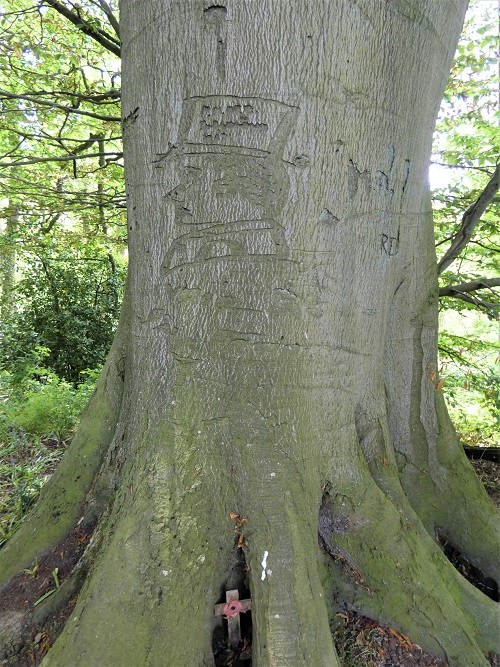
0, 2, 499, 666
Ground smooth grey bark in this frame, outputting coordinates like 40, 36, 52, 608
1, 2, 499, 666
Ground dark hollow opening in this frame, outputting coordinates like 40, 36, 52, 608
437, 532, 499, 601
213, 549, 252, 665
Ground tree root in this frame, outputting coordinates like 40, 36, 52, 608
320, 455, 499, 667
1, 314, 498, 666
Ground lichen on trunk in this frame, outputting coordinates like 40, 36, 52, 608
1, 1, 498, 666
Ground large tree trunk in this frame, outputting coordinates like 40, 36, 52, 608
1, 2, 498, 666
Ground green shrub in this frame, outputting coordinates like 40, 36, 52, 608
0, 363, 98, 545
0, 242, 125, 384
0, 350, 97, 441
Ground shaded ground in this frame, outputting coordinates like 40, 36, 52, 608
332, 613, 449, 667
332, 610, 499, 667
0, 519, 96, 667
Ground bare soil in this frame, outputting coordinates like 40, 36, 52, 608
0, 519, 95, 666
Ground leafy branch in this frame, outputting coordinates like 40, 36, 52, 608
94, 0, 120, 39
439, 278, 500, 317
439, 278, 500, 297
2, 88, 121, 104
0, 91, 121, 122
437, 163, 500, 274
431, 161, 495, 173
42, 0, 121, 57
0, 152, 122, 168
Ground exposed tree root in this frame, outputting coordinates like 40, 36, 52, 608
1, 315, 498, 666
1, 389, 498, 667
390, 403, 500, 589
33, 420, 341, 667
320, 448, 500, 667
384, 312, 500, 588
420, 394, 499, 585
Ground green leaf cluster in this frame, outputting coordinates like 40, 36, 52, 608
432, 0, 499, 445
0, 362, 97, 545
0, 237, 125, 382
0, 0, 125, 382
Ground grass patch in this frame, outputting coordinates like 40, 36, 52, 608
332, 615, 380, 666
0, 432, 66, 547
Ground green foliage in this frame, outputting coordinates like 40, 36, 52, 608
0, 430, 62, 547
432, 0, 499, 445
438, 4, 498, 170
0, 0, 126, 380
0, 361, 97, 545
439, 323, 499, 447
0, 354, 97, 440
0, 4, 120, 543
433, 0, 499, 285
0, 239, 125, 383
0, 0, 124, 237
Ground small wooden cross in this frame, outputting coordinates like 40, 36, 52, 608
214, 589, 252, 648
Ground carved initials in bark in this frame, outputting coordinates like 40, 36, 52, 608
380, 232, 399, 256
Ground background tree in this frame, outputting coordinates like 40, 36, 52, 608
431, 0, 499, 447
1, 239, 125, 382
0, 0, 125, 377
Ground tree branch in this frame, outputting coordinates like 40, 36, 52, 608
42, 0, 121, 57
96, 0, 120, 39
439, 278, 500, 297
0, 152, 122, 168
437, 164, 500, 274
431, 161, 496, 173
39, 213, 61, 235
11, 89, 121, 103
439, 279, 499, 317
0, 91, 121, 122
440, 291, 499, 314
